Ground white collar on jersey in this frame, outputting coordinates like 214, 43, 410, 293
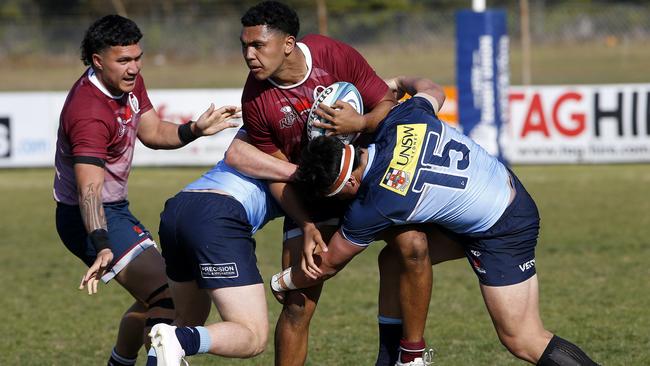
267, 42, 312, 89
362, 144, 376, 181
87, 68, 124, 100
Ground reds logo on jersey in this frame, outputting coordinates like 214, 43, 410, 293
116, 93, 140, 137
279, 105, 298, 129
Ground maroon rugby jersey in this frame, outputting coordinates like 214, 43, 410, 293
53, 68, 153, 205
241, 34, 388, 163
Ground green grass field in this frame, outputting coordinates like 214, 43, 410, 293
1, 165, 648, 365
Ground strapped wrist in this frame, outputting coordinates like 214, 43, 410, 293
89, 228, 111, 253
271, 268, 297, 292
178, 121, 199, 145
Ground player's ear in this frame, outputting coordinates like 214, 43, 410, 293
284, 35, 296, 55
92, 53, 103, 71
347, 176, 358, 188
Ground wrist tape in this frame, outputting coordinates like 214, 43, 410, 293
271, 267, 297, 292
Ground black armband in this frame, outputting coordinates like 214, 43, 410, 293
178, 121, 199, 145
89, 228, 111, 252
73, 156, 105, 168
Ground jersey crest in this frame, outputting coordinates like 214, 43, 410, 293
279, 105, 298, 128
379, 123, 426, 195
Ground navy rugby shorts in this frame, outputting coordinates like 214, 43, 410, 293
158, 191, 262, 289
56, 200, 156, 283
450, 173, 540, 287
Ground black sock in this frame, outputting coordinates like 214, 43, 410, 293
107, 348, 136, 366
375, 320, 403, 366
537, 335, 599, 366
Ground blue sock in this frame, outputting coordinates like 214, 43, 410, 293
145, 348, 157, 366
375, 316, 403, 366
175, 326, 212, 356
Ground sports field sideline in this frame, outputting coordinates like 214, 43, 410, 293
1, 164, 648, 365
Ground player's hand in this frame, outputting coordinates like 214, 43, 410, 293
79, 248, 113, 295
300, 223, 327, 280
312, 101, 366, 135
384, 77, 406, 100
194, 104, 242, 136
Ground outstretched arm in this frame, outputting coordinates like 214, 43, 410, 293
137, 104, 240, 149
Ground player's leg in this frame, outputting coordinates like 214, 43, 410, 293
205, 284, 268, 357
110, 301, 147, 366
56, 201, 173, 366
375, 226, 464, 366
114, 246, 175, 346
151, 191, 269, 364
480, 275, 551, 362
382, 227, 432, 365
275, 234, 324, 366
275, 224, 338, 366
474, 172, 598, 365
168, 279, 211, 327
480, 276, 598, 365
376, 245, 404, 366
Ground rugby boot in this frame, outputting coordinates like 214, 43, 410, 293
149, 324, 189, 366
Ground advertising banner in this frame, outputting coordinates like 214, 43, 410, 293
505, 84, 650, 163
0, 89, 243, 168
1, 84, 648, 167
456, 9, 509, 160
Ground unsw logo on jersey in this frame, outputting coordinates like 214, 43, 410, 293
379, 124, 426, 195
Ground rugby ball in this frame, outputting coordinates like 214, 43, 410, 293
306, 81, 364, 144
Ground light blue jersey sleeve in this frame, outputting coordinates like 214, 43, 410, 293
184, 161, 283, 233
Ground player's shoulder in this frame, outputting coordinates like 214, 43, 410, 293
301, 34, 348, 53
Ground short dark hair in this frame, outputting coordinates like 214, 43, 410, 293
295, 136, 360, 199
80, 14, 142, 66
241, 1, 300, 37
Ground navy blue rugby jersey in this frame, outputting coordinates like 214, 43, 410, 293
340, 95, 511, 246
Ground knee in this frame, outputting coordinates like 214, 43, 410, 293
497, 330, 539, 362
248, 329, 268, 357
396, 231, 429, 264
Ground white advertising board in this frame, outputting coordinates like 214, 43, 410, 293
0, 89, 243, 168
1, 84, 648, 167
504, 84, 650, 163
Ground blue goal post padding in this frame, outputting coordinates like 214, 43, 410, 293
456, 9, 509, 162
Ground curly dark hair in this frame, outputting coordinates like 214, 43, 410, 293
295, 136, 361, 199
80, 14, 142, 66
241, 1, 300, 37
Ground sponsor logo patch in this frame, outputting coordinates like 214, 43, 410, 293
200, 263, 239, 279
518, 259, 536, 272
379, 124, 426, 195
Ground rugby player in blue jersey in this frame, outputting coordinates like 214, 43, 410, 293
273, 77, 600, 366
146, 149, 294, 366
